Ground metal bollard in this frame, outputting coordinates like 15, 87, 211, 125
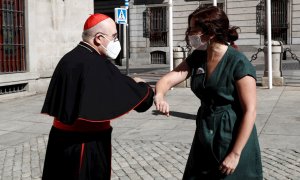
262, 40, 285, 86
173, 47, 189, 87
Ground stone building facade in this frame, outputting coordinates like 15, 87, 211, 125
129, 0, 300, 64
0, 0, 93, 100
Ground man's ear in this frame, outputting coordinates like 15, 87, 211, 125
94, 36, 101, 46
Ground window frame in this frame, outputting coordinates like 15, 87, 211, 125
0, 0, 26, 74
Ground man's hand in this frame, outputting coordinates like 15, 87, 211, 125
132, 77, 146, 83
219, 151, 240, 175
154, 95, 170, 116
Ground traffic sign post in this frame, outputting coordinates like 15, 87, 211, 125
115, 2, 129, 74
124, 0, 129, 7
114, 8, 127, 25
124, 0, 129, 75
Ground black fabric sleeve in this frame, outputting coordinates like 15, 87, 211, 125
185, 50, 206, 69
185, 51, 195, 69
134, 82, 154, 112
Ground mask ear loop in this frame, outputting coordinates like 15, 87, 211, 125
91, 34, 105, 55
98, 35, 113, 55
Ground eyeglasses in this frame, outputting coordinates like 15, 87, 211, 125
96, 32, 119, 42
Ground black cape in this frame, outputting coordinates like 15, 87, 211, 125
41, 42, 153, 124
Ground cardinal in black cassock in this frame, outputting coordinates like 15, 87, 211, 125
41, 14, 154, 180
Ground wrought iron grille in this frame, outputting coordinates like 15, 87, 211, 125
134, 0, 164, 5
0, 83, 26, 95
143, 9, 150, 38
199, 2, 224, 9
148, 7, 167, 47
256, 0, 265, 35
256, 0, 288, 44
0, 0, 26, 74
271, 0, 288, 44
151, 51, 166, 64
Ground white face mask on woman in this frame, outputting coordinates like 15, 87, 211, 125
101, 36, 121, 59
188, 35, 207, 50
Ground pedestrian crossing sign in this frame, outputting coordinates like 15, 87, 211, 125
114, 8, 127, 24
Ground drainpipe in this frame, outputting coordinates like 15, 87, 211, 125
125, 0, 129, 75
213, 0, 217, 6
267, 0, 272, 89
169, 0, 173, 71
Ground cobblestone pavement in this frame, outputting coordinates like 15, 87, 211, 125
0, 66, 300, 179
0, 135, 299, 180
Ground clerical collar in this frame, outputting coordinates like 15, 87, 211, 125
78, 41, 101, 55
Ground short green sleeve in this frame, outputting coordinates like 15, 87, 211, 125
233, 58, 256, 81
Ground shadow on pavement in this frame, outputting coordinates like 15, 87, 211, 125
152, 110, 196, 120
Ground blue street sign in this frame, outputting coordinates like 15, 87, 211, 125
114, 8, 127, 24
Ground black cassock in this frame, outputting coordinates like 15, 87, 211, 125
41, 42, 154, 180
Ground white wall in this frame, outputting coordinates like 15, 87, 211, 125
173, 0, 199, 47
28, 0, 93, 93
292, 0, 300, 44
29, 0, 93, 76
129, 4, 149, 65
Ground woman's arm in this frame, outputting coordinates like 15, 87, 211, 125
155, 61, 191, 116
220, 75, 257, 175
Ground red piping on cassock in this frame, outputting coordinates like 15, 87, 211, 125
80, 143, 85, 170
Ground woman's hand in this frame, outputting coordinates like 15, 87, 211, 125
218, 75, 256, 176
154, 95, 170, 116
219, 151, 240, 175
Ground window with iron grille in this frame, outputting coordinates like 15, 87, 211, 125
148, 7, 167, 47
143, 9, 150, 38
0, 0, 26, 74
199, 2, 224, 9
270, 0, 288, 44
256, 0, 288, 44
151, 51, 166, 64
256, 0, 265, 35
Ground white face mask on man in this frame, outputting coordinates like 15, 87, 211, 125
101, 35, 121, 59
188, 35, 207, 50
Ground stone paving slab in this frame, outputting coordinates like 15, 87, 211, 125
0, 136, 299, 180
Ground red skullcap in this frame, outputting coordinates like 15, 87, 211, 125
83, 14, 110, 30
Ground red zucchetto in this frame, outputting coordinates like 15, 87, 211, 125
83, 14, 110, 30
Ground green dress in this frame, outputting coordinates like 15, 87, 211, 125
183, 46, 263, 180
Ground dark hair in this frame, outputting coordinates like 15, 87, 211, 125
185, 6, 239, 48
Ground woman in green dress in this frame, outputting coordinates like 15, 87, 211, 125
155, 6, 263, 179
